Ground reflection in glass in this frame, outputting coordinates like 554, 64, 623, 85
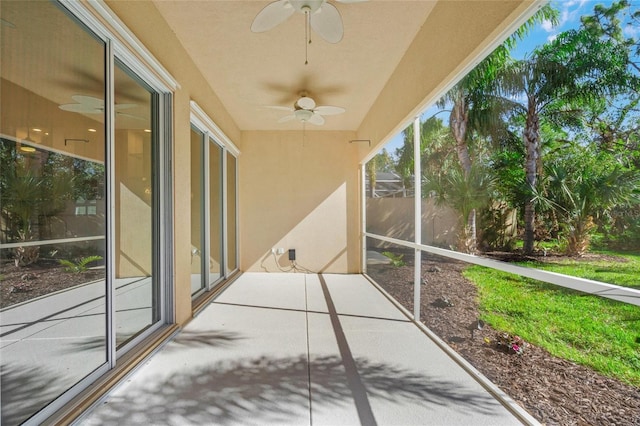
0, 1, 107, 423
209, 140, 223, 285
113, 62, 157, 348
190, 128, 205, 296
226, 152, 238, 273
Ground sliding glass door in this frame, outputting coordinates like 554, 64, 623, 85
0, 2, 108, 423
208, 140, 223, 286
190, 127, 205, 296
190, 118, 237, 300
226, 152, 238, 272
0, 1, 172, 423
113, 61, 161, 348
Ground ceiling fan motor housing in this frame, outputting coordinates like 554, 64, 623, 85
290, 0, 324, 13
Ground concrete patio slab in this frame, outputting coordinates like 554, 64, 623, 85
215, 272, 307, 311
77, 273, 532, 425
81, 301, 310, 426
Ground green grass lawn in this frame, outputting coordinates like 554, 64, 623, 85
464, 252, 640, 387
517, 251, 640, 289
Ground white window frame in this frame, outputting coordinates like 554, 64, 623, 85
190, 102, 240, 293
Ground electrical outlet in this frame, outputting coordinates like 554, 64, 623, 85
276, 248, 285, 255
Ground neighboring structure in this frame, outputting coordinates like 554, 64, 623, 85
365, 171, 413, 198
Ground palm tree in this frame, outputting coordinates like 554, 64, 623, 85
424, 163, 495, 253
434, 5, 558, 253
494, 1, 637, 254
396, 116, 456, 187
365, 149, 395, 198
1, 148, 74, 266
544, 148, 640, 256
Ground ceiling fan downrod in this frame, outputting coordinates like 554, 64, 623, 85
304, 6, 311, 65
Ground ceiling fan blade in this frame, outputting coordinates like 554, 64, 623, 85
278, 114, 298, 123
71, 95, 104, 107
116, 112, 146, 121
251, 0, 295, 33
297, 96, 316, 110
114, 103, 137, 111
307, 113, 325, 126
59, 103, 102, 113
266, 106, 295, 112
314, 105, 345, 116
310, 2, 343, 43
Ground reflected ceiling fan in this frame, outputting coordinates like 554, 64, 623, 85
269, 93, 345, 126
59, 95, 143, 120
251, 0, 367, 45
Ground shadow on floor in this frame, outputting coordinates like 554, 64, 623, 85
83, 354, 499, 425
1, 363, 64, 425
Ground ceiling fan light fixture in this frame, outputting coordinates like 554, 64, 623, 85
19, 145, 37, 153
294, 109, 314, 122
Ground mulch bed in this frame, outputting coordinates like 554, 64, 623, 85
368, 251, 640, 426
0, 259, 104, 309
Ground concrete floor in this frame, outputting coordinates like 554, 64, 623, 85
78, 273, 531, 425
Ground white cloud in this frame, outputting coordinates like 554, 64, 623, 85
560, 9, 571, 27
548, 34, 558, 42
623, 24, 640, 39
541, 20, 555, 32
564, 0, 589, 10
552, 0, 591, 30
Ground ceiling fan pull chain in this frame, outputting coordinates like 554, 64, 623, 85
304, 9, 310, 65
303, 121, 307, 146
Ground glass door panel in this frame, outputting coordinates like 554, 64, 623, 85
190, 128, 205, 296
0, 1, 107, 423
208, 140, 223, 285
113, 62, 158, 348
226, 152, 238, 272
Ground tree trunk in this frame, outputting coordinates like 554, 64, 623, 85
523, 97, 540, 255
366, 159, 376, 198
450, 92, 472, 175
467, 208, 477, 254
566, 216, 595, 257
450, 91, 477, 253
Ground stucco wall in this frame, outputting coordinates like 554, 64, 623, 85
240, 131, 360, 273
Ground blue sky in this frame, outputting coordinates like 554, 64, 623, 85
382, 0, 638, 156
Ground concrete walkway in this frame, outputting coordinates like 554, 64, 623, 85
79, 273, 530, 425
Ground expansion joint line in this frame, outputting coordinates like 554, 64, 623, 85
305, 275, 313, 425
318, 274, 378, 426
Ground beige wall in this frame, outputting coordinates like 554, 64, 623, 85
240, 131, 360, 273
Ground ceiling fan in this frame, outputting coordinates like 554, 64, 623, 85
59, 95, 142, 120
251, 0, 367, 44
270, 94, 345, 126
